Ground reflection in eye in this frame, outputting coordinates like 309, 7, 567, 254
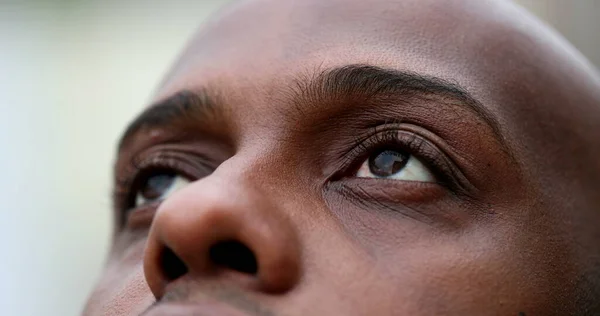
134, 170, 190, 207
356, 149, 434, 182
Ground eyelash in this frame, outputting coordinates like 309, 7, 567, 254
335, 127, 458, 189
114, 128, 467, 227
114, 152, 208, 226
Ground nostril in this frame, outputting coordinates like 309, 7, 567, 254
209, 240, 258, 275
161, 247, 188, 281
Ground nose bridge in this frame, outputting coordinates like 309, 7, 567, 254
143, 162, 302, 299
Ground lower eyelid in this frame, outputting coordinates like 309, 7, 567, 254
325, 180, 468, 229
338, 178, 446, 203
126, 201, 161, 230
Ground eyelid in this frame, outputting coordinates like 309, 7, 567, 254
330, 124, 475, 196
114, 148, 215, 228
116, 152, 197, 201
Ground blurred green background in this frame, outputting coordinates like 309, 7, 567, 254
0, 1, 596, 315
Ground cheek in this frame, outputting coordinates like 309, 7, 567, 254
83, 263, 154, 316
397, 241, 525, 314
83, 237, 154, 316
323, 187, 573, 314
373, 223, 565, 315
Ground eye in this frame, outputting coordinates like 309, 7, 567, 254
356, 149, 434, 182
133, 170, 191, 208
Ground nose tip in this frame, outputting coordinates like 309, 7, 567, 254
143, 179, 301, 299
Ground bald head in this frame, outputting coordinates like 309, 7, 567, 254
85, 0, 600, 315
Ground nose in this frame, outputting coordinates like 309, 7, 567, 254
143, 174, 302, 299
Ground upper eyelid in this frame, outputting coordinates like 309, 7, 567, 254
113, 140, 230, 206
123, 145, 220, 181
120, 153, 208, 196
330, 125, 476, 195
113, 149, 217, 221
345, 130, 433, 176
341, 125, 427, 167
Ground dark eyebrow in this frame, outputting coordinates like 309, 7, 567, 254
118, 64, 506, 153
118, 89, 222, 150
293, 64, 504, 140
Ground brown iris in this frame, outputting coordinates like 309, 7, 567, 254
368, 150, 409, 177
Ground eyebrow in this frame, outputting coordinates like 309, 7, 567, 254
292, 64, 503, 138
118, 64, 504, 150
118, 89, 222, 149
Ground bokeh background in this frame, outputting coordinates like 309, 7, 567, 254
0, 0, 597, 315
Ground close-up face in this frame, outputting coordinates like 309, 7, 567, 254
83, 0, 600, 315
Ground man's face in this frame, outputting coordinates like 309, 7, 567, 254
84, 0, 600, 315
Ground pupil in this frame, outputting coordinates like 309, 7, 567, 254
141, 171, 176, 200
368, 150, 409, 177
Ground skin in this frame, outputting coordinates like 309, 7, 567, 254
84, 0, 600, 315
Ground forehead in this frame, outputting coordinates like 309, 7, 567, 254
158, 0, 535, 98
153, 0, 596, 136
147, 0, 600, 190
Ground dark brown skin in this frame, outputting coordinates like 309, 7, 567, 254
83, 0, 600, 315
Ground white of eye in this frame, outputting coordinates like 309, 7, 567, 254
135, 172, 190, 207
355, 150, 434, 182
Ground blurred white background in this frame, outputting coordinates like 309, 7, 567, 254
0, 0, 597, 315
